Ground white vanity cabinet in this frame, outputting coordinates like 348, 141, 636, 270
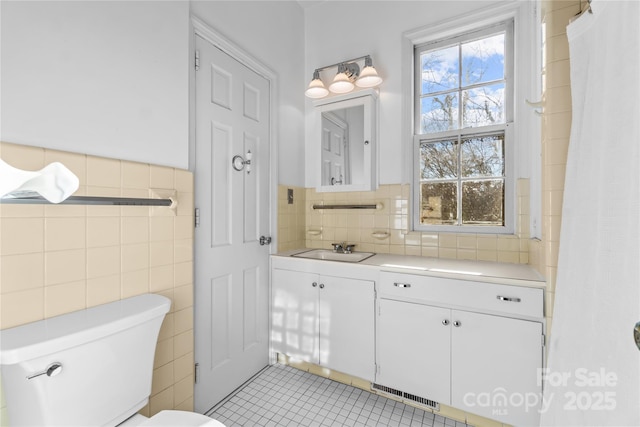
376, 271, 544, 427
271, 267, 376, 382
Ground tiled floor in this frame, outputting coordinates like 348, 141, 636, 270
207, 364, 472, 427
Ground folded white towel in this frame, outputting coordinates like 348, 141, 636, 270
0, 158, 80, 203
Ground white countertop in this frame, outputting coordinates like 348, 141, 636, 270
273, 249, 546, 288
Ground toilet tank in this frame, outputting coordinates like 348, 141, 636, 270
0, 294, 171, 427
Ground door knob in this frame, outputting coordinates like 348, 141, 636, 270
442, 319, 449, 326
259, 236, 272, 246
453, 320, 461, 327
634, 321, 640, 350
312, 282, 318, 287
319, 284, 325, 289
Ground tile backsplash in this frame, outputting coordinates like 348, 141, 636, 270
279, 181, 531, 264
0, 142, 194, 424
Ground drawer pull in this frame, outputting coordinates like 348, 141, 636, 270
394, 282, 411, 288
497, 295, 521, 303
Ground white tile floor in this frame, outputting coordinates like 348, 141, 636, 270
207, 364, 472, 427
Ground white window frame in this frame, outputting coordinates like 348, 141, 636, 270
402, 2, 541, 236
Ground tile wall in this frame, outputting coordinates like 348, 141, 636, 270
277, 186, 307, 252
0, 142, 195, 425
533, 0, 579, 338
278, 181, 531, 264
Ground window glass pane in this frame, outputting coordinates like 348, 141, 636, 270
420, 182, 457, 225
420, 93, 459, 133
461, 134, 504, 178
461, 33, 505, 86
461, 179, 504, 225
420, 45, 459, 94
462, 82, 505, 128
420, 140, 458, 179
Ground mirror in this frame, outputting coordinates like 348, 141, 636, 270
314, 90, 378, 192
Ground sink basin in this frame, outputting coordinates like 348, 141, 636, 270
292, 249, 375, 263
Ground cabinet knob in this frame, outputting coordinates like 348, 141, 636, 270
319, 283, 325, 289
312, 282, 318, 287
453, 320, 461, 327
442, 319, 449, 326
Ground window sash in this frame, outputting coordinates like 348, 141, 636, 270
412, 20, 514, 234
413, 123, 513, 233
414, 20, 514, 135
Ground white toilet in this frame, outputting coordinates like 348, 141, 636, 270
0, 294, 225, 427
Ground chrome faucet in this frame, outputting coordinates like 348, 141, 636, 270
331, 242, 356, 254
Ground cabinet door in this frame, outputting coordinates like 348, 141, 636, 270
271, 269, 319, 363
451, 310, 543, 426
377, 298, 451, 404
319, 276, 375, 381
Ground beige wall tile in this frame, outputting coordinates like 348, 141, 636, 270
121, 243, 150, 275
150, 241, 174, 267
154, 337, 174, 369
0, 204, 44, 218
151, 361, 174, 396
174, 239, 193, 264
149, 386, 173, 417
122, 162, 150, 190
174, 307, 193, 335
173, 375, 194, 407
122, 217, 149, 244
45, 217, 85, 251
87, 157, 121, 188
86, 274, 121, 307
174, 329, 194, 359
174, 352, 194, 382
175, 396, 194, 412
150, 217, 174, 242
45, 249, 86, 286
174, 216, 193, 241
1, 218, 44, 255
0, 143, 45, 170
175, 170, 193, 193
1, 253, 44, 293
45, 281, 86, 317
1, 146, 194, 416
1, 288, 44, 329
87, 217, 120, 248
174, 262, 192, 287
150, 265, 174, 292
150, 165, 175, 190
87, 246, 120, 279
121, 269, 150, 298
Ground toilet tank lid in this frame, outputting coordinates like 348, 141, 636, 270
0, 294, 171, 365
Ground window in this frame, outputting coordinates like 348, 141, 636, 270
413, 20, 513, 232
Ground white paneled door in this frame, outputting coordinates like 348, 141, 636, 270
321, 113, 347, 186
194, 34, 271, 413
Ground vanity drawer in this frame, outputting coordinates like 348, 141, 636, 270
379, 271, 543, 318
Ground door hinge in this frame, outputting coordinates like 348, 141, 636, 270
195, 50, 200, 71
542, 334, 546, 347
195, 208, 200, 228
195, 362, 200, 384
376, 364, 380, 375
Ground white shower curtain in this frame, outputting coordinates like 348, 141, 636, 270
540, 1, 640, 426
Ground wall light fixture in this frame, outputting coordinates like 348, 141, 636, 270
305, 55, 382, 99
